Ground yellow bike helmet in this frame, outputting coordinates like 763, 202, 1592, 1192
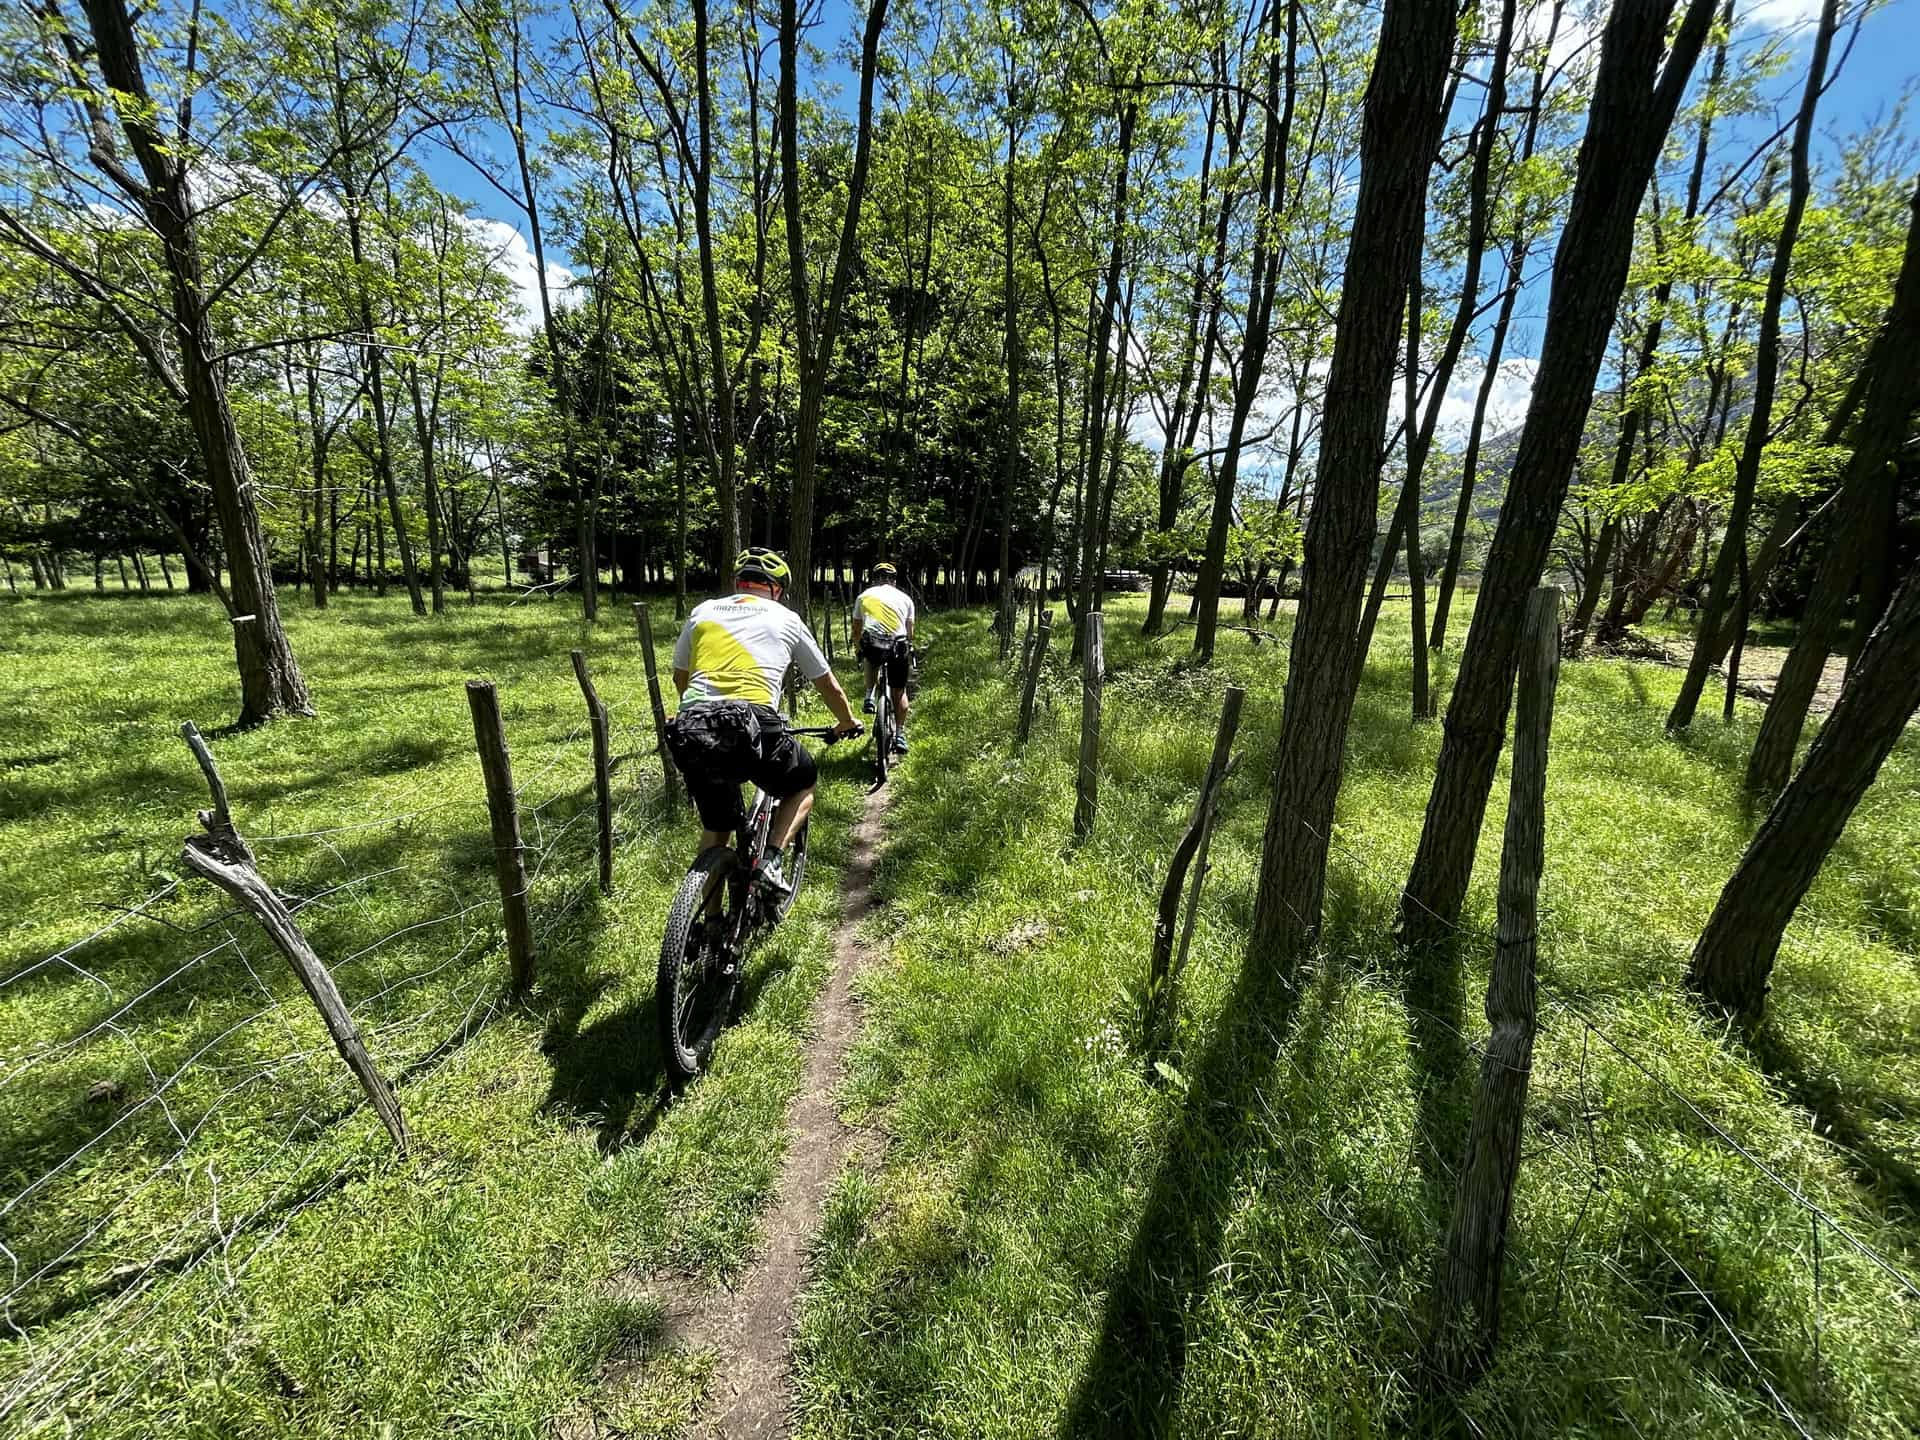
870, 561, 897, 579
735, 547, 790, 586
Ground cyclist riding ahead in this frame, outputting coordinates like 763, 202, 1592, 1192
853, 562, 915, 756
666, 548, 861, 899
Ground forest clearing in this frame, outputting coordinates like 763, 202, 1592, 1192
5, 0, 1920, 1431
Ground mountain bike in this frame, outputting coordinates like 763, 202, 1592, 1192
656, 724, 856, 1084
865, 638, 920, 788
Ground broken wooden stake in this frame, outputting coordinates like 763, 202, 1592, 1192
1144, 686, 1245, 1053
465, 681, 536, 991
570, 650, 614, 896
633, 603, 681, 807
177, 722, 408, 1153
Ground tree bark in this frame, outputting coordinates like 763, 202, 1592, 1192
1247, 0, 1455, 972
1746, 174, 1920, 794
81, 0, 309, 723
780, 0, 891, 616
1667, 0, 1837, 731
1693, 565, 1920, 1020
1398, 0, 1719, 950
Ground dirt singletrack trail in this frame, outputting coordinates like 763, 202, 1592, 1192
675, 783, 892, 1439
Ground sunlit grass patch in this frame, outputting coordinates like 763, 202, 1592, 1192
0, 589, 866, 1435
795, 595, 1920, 1439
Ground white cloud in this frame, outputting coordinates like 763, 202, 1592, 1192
463, 216, 578, 337
1431, 354, 1539, 445
1743, 0, 1826, 32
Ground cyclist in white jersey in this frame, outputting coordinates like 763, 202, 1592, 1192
667, 548, 859, 894
853, 562, 916, 754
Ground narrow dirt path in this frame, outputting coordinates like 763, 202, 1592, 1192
671, 785, 891, 1439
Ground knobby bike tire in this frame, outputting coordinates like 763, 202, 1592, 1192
873, 681, 893, 786
658, 846, 742, 1084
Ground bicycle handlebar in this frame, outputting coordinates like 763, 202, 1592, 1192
789, 723, 863, 744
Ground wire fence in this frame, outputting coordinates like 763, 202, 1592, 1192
0, 657, 679, 1428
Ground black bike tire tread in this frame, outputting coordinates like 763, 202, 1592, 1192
658, 847, 739, 1083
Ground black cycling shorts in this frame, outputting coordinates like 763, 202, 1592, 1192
859, 632, 911, 690
665, 700, 818, 834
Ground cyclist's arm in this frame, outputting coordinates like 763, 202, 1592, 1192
672, 667, 689, 695
792, 623, 858, 733
811, 670, 859, 732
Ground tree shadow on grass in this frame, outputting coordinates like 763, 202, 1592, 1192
1055, 959, 1307, 1436
1747, 1023, 1920, 1225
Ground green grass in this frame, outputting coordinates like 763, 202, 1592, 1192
792, 595, 1920, 1438
7, 585, 1919, 1438
0, 588, 868, 1437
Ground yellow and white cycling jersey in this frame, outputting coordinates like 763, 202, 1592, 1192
854, 582, 916, 641
672, 593, 829, 710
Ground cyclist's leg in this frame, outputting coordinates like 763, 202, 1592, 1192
889, 643, 911, 738
753, 729, 819, 851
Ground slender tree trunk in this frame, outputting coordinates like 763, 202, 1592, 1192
1362, 0, 1514, 662
1194, 0, 1297, 664
1247, 0, 1455, 972
1668, 0, 1837, 731
779, 0, 890, 615
1430, 0, 1564, 655
1747, 174, 1920, 793
1076, 102, 1139, 648
1398, 0, 1720, 950
81, 0, 309, 721
1693, 565, 1920, 1020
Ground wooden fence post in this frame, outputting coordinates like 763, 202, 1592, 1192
465, 681, 536, 992
1145, 685, 1245, 1052
176, 723, 409, 1153
1017, 609, 1053, 747
1431, 585, 1561, 1382
1072, 611, 1104, 843
570, 650, 614, 896
633, 602, 680, 806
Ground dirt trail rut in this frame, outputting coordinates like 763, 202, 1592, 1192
672, 785, 891, 1439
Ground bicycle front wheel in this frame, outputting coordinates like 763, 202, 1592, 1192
658, 847, 744, 1084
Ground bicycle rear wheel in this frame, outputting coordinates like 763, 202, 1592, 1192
658, 847, 744, 1083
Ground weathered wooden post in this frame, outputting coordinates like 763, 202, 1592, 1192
1431, 585, 1561, 1381
465, 681, 536, 992
632, 602, 680, 806
1017, 609, 1053, 747
1145, 686, 1245, 1052
177, 723, 409, 1153
1072, 611, 1104, 843
570, 650, 615, 896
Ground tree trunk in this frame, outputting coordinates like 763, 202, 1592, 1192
1572, 0, 1733, 654
79, 0, 309, 721
1398, 0, 1719, 950
1247, 0, 1455, 973
779, 0, 891, 615
1667, 0, 1837, 732
1076, 101, 1138, 648
1747, 174, 1920, 794
1693, 566, 1920, 1020
1193, 0, 1296, 665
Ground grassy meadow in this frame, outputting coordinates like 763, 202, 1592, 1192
0, 588, 866, 1437
2, 583, 1917, 1438
792, 595, 1920, 1439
